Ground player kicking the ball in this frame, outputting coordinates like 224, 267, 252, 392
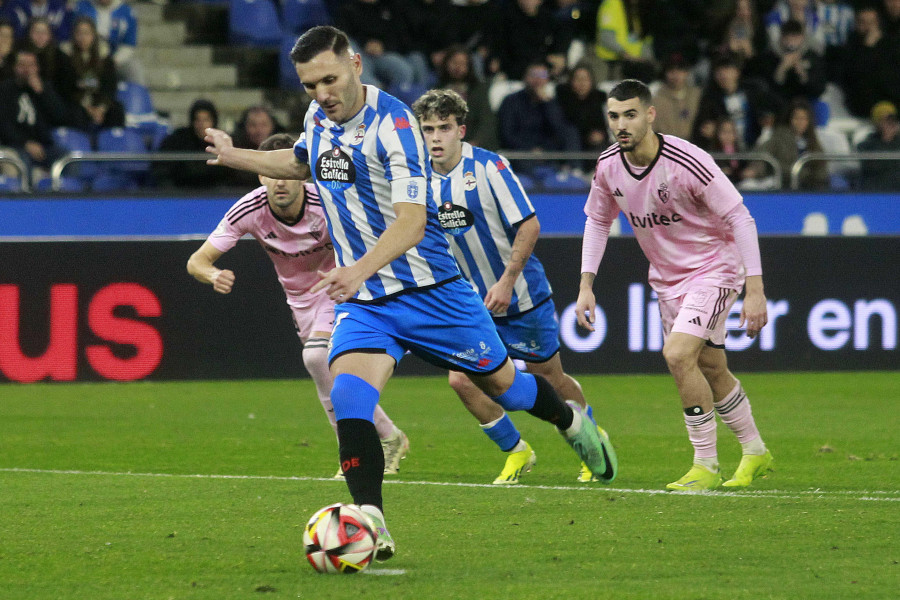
413, 89, 617, 485
577, 80, 773, 491
204, 26, 616, 562
187, 133, 409, 477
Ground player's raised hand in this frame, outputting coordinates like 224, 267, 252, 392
205, 128, 233, 165
576, 288, 597, 332
311, 267, 364, 303
211, 269, 235, 294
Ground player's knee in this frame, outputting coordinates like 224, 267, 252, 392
302, 339, 329, 373
448, 371, 476, 397
662, 341, 696, 374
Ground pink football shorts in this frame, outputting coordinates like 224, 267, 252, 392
290, 291, 336, 342
658, 286, 737, 348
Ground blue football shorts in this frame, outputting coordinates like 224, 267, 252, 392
329, 277, 510, 375
493, 298, 561, 363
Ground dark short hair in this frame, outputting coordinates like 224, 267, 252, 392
258, 133, 297, 151
411, 89, 468, 126
608, 79, 652, 105
780, 19, 804, 37
290, 26, 351, 64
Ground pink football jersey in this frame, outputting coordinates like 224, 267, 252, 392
585, 134, 749, 300
208, 184, 335, 304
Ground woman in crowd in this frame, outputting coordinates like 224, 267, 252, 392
62, 16, 124, 130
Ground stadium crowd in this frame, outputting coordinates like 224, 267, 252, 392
0, 0, 898, 191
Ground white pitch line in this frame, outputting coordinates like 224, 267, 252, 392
1, 467, 898, 502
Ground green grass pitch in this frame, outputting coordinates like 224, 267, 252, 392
1, 372, 897, 599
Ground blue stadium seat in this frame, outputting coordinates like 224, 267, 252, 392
97, 127, 150, 188
116, 81, 159, 139
280, 34, 303, 90
0, 175, 22, 192
282, 0, 332, 35
52, 127, 92, 153
34, 177, 87, 192
51, 127, 97, 180
229, 0, 282, 46
541, 170, 590, 192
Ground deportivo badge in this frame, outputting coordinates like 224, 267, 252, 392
463, 171, 477, 191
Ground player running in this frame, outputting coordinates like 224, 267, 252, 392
186, 133, 409, 477
577, 79, 773, 491
413, 88, 617, 485
204, 26, 617, 562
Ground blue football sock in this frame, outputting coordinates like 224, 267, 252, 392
481, 413, 521, 452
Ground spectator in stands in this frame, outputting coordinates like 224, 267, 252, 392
553, 0, 599, 59
230, 104, 285, 186
839, 6, 900, 119
764, 0, 825, 55
397, 0, 458, 76
747, 19, 827, 104
232, 105, 284, 150
451, 0, 501, 79
690, 115, 717, 152
8, 0, 71, 40
651, 54, 700, 141
857, 100, 900, 191
156, 99, 223, 188
21, 18, 77, 110
0, 18, 14, 81
815, 0, 854, 79
643, 0, 705, 67
337, 0, 429, 89
497, 60, 580, 173
881, 0, 900, 38
694, 52, 782, 148
593, 0, 656, 83
436, 45, 497, 150
493, 0, 567, 80
756, 98, 828, 190
0, 48, 69, 183
556, 61, 608, 157
715, 0, 769, 64
712, 116, 757, 186
73, 0, 143, 84
61, 15, 124, 131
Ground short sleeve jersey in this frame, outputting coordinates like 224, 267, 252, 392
293, 85, 460, 303
207, 183, 334, 306
430, 142, 552, 317
585, 134, 747, 300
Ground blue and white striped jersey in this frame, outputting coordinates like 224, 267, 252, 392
429, 142, 552, 317
294, 85, 460, 303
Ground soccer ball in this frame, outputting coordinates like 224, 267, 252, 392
303, 503, 377, 574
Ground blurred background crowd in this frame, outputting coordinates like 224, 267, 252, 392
0, 0, 898, 192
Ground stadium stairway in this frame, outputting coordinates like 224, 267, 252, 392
134, 2, 293, 131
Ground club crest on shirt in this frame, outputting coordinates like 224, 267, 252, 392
407, 180, 420, 200
316, 146, 356, 189
658, 182, 669, 203
437, 201, 475, 235
351, 123, 366, 145
463, 171, 476, 191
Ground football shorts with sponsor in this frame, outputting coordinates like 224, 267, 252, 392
659, 286, 738, 348
329, 277, 509, 374
290, 291, 336, 342
493, 298, 560, 363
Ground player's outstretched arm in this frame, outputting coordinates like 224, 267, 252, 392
187, 241, 235, 294
576, 272, 598, 331
204, 128, 311, 180
312, 201, 426, 302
